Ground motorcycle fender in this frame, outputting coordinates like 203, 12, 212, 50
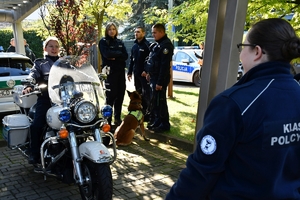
79, 141, 111, 163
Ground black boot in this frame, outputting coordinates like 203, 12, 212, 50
28, 153, 40, 164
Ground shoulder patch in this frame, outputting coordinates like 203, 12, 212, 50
200, 135, 217, 155
163, 48, 169, 54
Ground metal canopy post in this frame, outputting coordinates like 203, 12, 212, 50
216, 0, 248, 92
12, 22, 25, 55
194, 0, 249, 151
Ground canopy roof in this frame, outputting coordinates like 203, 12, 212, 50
0, 0, 45, 22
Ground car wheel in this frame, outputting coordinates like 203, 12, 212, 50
193, 70, 201, 87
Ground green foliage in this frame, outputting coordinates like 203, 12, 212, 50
143, 7, 169, 25
0, 29, 13, 51
122, 0, 181, 39
0, 29, 44, 58
246, 0, 300, 30
83, 0, 135, 39
142, 0, 300, 46
41, 0, 97, 56
170, 0, 209, 45
23, 29, 44, 58
142, 0, 209, 45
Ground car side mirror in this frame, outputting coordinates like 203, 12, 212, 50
181, 59, 190, 64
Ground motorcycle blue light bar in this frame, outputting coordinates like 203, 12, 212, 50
59, 109, 71, 122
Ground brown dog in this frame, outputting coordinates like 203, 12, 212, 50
114, 91, 150, 146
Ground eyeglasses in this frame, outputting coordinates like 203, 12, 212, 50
237, 43, 265, 54
237, 43, 256, 52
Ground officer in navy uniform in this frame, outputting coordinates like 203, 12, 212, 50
127, 26, 151, 117
145, 23, 174, 132
99, 22, 128, 126
166, 18, 300, 199
22, 36, 60, 164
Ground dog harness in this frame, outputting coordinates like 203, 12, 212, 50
129, 110, 143, 124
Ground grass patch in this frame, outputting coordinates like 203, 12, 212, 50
122, 85, 199, 142
0, 84, 199, 143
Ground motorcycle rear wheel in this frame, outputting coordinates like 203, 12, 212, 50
79, 159, 113, 200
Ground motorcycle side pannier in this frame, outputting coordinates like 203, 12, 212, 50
2, 114, 30, 149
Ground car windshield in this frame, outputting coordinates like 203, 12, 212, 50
48, 56, 105, 106
174, 50, 202, 62
0, 58, 32, 76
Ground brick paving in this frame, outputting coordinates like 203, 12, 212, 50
0, 135, 190, 200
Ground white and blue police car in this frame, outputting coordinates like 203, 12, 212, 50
172, 46, 244, 87
172, 46, 203, 87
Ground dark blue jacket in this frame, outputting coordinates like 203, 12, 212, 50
99, 36, 128, 75
146, 35, 174, 87
166, 61, 300, 200
28, 55, 59, 99
128, 37, 150, 76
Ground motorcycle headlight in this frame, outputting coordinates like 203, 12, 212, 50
59, 109, 71, 122
74, 100, 97, 123
101, 105, 112, 118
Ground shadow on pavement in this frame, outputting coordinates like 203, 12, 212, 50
0, 133, 189, 200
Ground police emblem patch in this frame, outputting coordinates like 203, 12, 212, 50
6, 79, 15, 88
200, 135, 217, 155
163, 48, 169, 54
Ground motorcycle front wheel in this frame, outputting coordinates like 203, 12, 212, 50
79, 159, 113, 200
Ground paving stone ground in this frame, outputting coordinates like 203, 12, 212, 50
0, 135, 189, 200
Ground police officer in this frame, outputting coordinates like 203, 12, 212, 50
22, 36, 60, 164
145, 23, 174, 132
166, 18, 300, 199
6, 38, 15, 52
127, 26, 151, 117
99, 22, 128, 126
24, 39, 36, 62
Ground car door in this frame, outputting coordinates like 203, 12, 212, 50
172, 51, 196, 82
0, 57, 32, 113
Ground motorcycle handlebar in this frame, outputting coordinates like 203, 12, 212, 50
20, 90, 41, 98
21, 78, 36, 86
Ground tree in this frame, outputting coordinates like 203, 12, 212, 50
82, 0, 134, 40
246, 0, 300, 30
122, 0, 180, 39
82, 0, 135, 71
143, 0, 300, 46
142, 0, 208, 45
170, 0, 208, 45
40, 0, 97, 56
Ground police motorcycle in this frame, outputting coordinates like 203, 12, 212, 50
2, 56, 117, 200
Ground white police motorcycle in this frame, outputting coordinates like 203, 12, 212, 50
2, 56, 117, 200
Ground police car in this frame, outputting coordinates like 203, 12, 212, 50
0, 52, 33, 113
172, 47, 244, 87
172, 47, 203, 87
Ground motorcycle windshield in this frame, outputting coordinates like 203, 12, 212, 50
48, 56, 105, 106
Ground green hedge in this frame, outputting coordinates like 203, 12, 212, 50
0, 29, 44, 58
